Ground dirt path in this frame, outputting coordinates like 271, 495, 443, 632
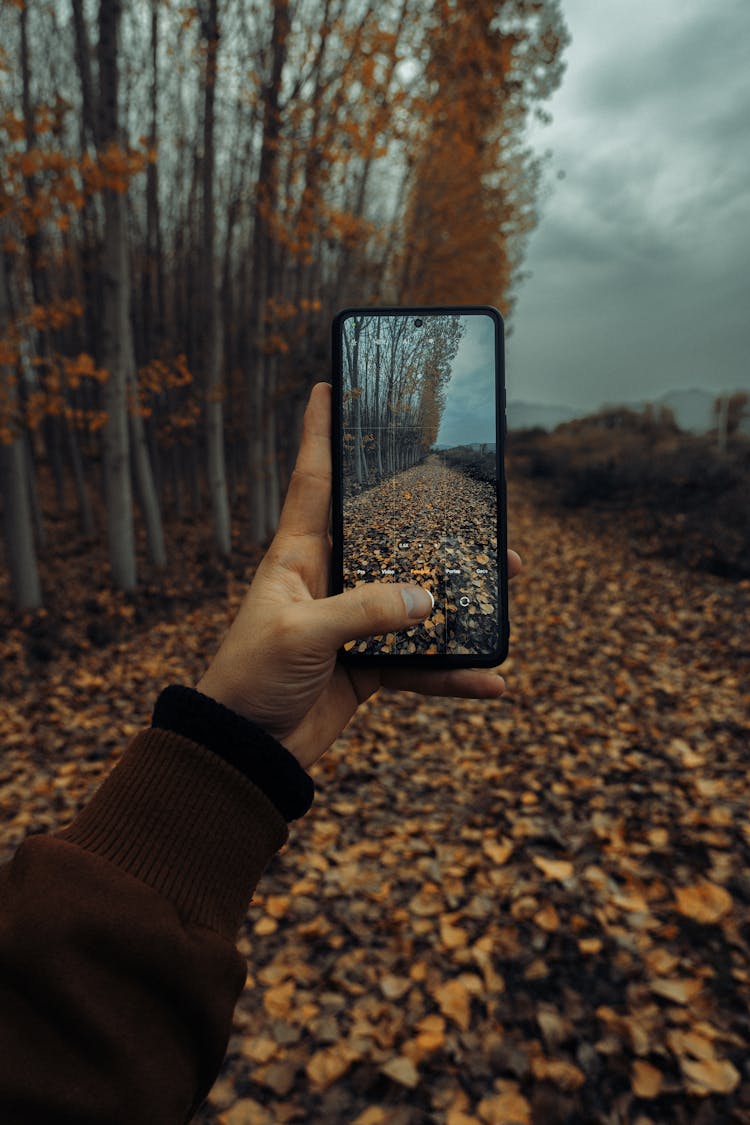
343, 458, 499, 655
2, 477, 749, 1123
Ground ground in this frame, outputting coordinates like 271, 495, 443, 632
1, 471, 749, 1124
343, 455, 499, 657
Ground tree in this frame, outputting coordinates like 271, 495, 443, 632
715, 391, 749, 452
95, 0, 137, 590
199, 0, 231, 557
0, 0, 568, 604
0, 236, 42, 612
396, 0, 567, 313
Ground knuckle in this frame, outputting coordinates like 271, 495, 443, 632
357, 586, 396, 634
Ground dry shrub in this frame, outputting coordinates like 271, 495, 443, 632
508, 409, 750, 580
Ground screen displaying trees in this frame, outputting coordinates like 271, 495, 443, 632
340, 311, 501, 656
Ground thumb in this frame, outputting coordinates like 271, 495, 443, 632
305, 583, 434, 652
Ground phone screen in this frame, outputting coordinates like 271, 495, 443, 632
332, 306, 507, 665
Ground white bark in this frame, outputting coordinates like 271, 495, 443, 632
128, 366, 167, 569
100, 183, 137, 591
201, 0, 231, 557
98, 0, 136, 590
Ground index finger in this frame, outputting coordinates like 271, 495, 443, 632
276, 381, 332, 539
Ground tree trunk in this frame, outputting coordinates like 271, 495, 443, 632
63, 413, 95, 536
247, 0, 289, 544
200, 0, 231, 557
0, 243, 42, 612
128, 369, 167, 569
717, 395, 729, 454
0, 435, 43, 613
97, 0, 136, 590
24, 431, 47, 553
144, 0, 166, 358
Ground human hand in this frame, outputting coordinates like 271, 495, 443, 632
196, 382, 522, 769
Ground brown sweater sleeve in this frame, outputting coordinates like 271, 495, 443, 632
0, 727, 289, 1125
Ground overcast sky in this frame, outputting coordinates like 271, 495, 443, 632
437, 313, 497, 446
505, 0, 750, 410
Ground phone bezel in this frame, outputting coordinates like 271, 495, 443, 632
331, 304, 508, 668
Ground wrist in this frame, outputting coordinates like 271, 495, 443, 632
152, 685, 314, 822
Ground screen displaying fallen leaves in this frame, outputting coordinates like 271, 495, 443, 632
339, 311, 500, 656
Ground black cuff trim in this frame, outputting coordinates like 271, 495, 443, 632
151, 685, 314, 822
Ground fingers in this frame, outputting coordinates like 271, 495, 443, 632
299, 544, 521, 659
304, 582, 434, 652
508, 549, 522, 579
276, 382, 332, 540
378, 666, 507, 699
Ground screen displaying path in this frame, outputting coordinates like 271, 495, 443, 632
339, 310, 501, 656
343, 454, 498, 656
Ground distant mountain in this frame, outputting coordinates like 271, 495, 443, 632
506, 400, 579, 432
507, 388, 744, 434
601, 388, 717, 434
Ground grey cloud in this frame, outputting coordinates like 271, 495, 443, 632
506, 0, 750, 410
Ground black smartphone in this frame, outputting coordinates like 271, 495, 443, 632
331, 305, 508, 667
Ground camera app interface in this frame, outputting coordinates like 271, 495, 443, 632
341, 311, 500, 657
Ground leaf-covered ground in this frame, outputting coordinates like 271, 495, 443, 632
1, 475, 749, 1125
343, 456, 499, 657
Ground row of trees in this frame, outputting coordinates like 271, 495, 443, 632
0, 0, 568, 611
342, 313, 463, 488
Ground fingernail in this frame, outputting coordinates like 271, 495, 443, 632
401, 586, 434, 619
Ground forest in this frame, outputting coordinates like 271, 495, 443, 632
339, 311, 501, 659
0, 0, 567, 611
341, 313, 463, 491
5, 3, 749, 1122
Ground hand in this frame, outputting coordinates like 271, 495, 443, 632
196, 382, 522, 769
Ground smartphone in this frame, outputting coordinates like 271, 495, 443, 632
331, 305, 508, 667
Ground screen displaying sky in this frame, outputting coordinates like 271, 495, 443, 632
505, 0, 750, 411
436, 314, 497, 447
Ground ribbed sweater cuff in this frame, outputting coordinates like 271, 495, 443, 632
151, 685, 315, 822
57, 728, 288, 938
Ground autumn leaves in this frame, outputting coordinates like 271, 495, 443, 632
343, 460, 499, 656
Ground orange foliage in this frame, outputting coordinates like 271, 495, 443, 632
396, 0, 564, 308
263, 333, 290, 356
62, 353, 108, 388
28, 298, 83, 333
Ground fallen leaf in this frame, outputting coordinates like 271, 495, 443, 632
532, 856, 573, 881
434, 978, 472, 1031
381, 1055, 420, 1088
379, 973, 411, 1000
674, 882, 733, 924
534, 902, 560, 932
218, 1099, 274, 1125
440, 917, 469, 948
352, 1110, 389, 1125
531, 1055, 586, 1090
254, 916, 278, 936
649, 977, 703, 1005
447, 1112, 481, 1125
632, 1059, 662, 1098
667, 1028, 716, 1062
305, 1044, 359, 1091
680, 1056, 740, 1096
264, 894, 290, 918
240, 1036, 278, 1064
263, 980, 295, 1019
478, 1085, 531, 1124
644, 948, 679, 977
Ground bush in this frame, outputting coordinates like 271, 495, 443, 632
508, 412, 750, 580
